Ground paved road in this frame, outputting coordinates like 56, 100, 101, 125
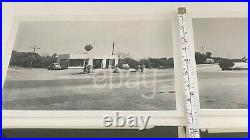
3, 67, 248, 110
3, 72, 174, 89
197, 71, 248, 109
3, 69, 176, 110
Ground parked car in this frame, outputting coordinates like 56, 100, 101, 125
122, 64, 130, 70
48, 63, 62, 70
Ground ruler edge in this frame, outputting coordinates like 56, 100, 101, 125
177, 7, 201, 138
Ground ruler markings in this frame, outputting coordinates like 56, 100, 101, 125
178, 7, 200, 138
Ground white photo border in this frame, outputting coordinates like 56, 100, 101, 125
2, 3, 247, 134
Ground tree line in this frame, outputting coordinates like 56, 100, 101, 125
9, 50, 57, 68
195, 51, 247, 70
9, 50, 174, 69
11, 50, 246, 71
118, 57, 174, 69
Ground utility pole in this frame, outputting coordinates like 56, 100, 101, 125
30, 45, 40, 68
201, 46, 205, 54
112, 42, 115, 55
228, 53, 231, 60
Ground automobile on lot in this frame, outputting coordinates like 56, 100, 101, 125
48, 63, 62, 70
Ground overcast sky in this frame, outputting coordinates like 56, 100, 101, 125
14, 18, 247, 59
14, 20, 173, 59
193, 18, 248, 59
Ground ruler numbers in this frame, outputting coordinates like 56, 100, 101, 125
178, 7, 200, 138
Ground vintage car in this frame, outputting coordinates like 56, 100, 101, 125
48, 63, 62, 70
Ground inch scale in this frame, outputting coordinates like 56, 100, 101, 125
177, 7, 200, 138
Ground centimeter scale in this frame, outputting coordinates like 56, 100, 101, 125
178, 7, 200, 138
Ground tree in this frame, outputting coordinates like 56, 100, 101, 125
195, 52, 206, 64
138, 58, 174, 69
218, 59, 235, 70
167, 58, 174, 68
52, 53, 57, 58
242, 56, 247, 62
9, 50, 57, 68
117, 52, 130, 59
205, 52, 212, 58
118, 57, 138, 69
139, 59, 151, 68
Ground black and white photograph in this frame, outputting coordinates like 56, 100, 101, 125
193, 18, 248, 109
2, 2, 248, 138
3, 20, 176, 110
